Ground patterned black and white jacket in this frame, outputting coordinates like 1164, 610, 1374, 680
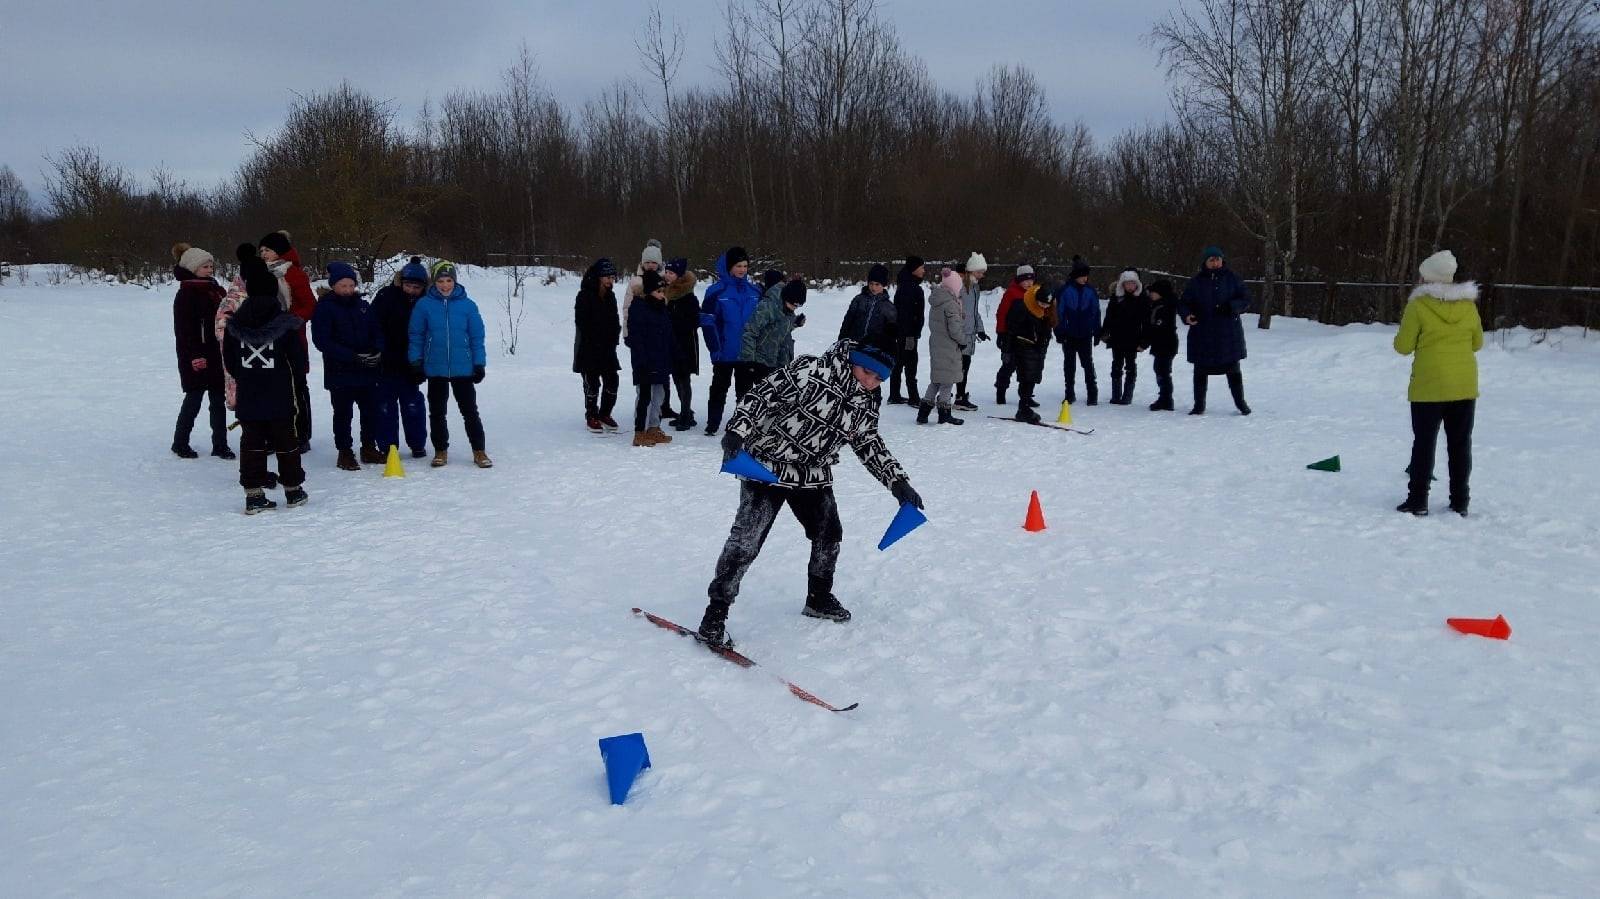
727, 340, 908, 490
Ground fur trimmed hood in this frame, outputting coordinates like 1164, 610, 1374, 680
1408, 281, 1479, 303
664, 269, 698, 302
1113, 270, 1144, 297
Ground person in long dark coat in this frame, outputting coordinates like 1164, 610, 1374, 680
626, 270, 679, 446
887, 256, 926, 405
170, 243, 232, 459
664, 258, 701, 431
1177, 246, 1252, 415
574, 258, 623, 432
1100, 269, 1148, 405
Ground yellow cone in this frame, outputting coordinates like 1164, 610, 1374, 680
383, 444, 406, 478
1057, 401, 1073, 425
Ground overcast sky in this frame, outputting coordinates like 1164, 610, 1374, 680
2, 0, 1177, 205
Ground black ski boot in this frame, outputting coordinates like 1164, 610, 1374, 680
244, 489, 276, 515
172, 444, 199, 459
1396, 495, 1429, 516
1149, 396, 1174, 411
803, 593, 852, 622
697, 603, 733, 649
937, 406, 964, 426
916, 401, 933, 424
1016, 400, 1042, 424
212, 445, 236, 460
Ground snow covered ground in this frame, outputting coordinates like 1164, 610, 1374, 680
3, 266, 1599, 897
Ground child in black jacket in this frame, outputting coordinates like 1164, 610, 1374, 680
223, 243, 309, 513
1145, 279, 1180, 411
1101, 269, 1149, 405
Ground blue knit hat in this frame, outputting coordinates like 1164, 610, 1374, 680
326, 261, 359, 288
1202, 246, 1226, 262
400, 255, 429, 284
849, 345, 894, 380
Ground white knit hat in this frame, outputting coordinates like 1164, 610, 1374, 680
1016, 264, 1035, 277
641, 238, 663, 266
965, 252, 988, 273
173, 243, 214, 275
1418, 250, 1457, 284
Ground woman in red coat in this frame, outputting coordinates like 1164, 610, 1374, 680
259, 230, 317, 452
171, 243, 233, 459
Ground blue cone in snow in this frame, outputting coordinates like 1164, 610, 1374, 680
877, 502, 928, 551
721, 450, 779, 484
598, 732, 651, 805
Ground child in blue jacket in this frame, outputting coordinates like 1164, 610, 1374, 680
408, 261, 491, 469
1054, 260, 1101, 405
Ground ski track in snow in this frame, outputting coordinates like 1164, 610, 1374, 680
2, 268, 1599, 896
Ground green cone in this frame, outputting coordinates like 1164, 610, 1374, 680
1307, 455, 1341, 473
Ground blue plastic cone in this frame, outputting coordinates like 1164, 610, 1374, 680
721, 450, 779, 484
598, 732, 651, 805
877, 502, 928, 551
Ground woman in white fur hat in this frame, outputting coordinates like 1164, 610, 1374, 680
1394, 249, 1483, 517
954, 252, 990, 411
170, 243, 233, 460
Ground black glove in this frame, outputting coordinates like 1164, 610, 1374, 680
794, 314, 806, 328
720, 429, 744, 463
357, 352, 381, 368
472, 365, 486, 384
410, 361, 425, 379
890, 479, 923, 510
977, 332, 990, 342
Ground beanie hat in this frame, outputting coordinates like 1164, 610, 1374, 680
1116, 270, 1142, 295
904, 255, 925, 271
1418, 250, 1458, 284
172, 243, 214, 276
430, 260, 458, 282
258, 230, 293, 256
236, 243, 279, 298
641, 238, 663, 267
965, 252, 988, 274
641, 270, 666, 296
400, 255, 429, 284
850, 345, 895, 380
1016, 264, 1035, 279
1070, 260, 1092, 279
762, 269, 785, 290
724, 246, 750, 269
592, 257, 618, 278
1202, 245, 1225, 263
867, 263, 890, 285
781, 279, 808, 306
666, 257, 689, 277
1148, 279, 1174, 300
327, 262, 359, 288
941, 269, 963, 297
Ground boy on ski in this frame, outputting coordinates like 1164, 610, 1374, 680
1006, 281, 1057, 423
697, 339, 924, 649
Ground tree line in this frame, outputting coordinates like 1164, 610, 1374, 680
2, 0, 1596, 327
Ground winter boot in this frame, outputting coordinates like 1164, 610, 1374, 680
1396, 494, 1429, 516
336, 449, 360, 471
599, 414, 619, 432
1448, 501, 1469, 517
361, 446, 386, 465
953, 395, 978, 412
645, 427, 673, 445
1190, 373, 1207, 415
432, 450, 448, 468
211, 445, 236, 460
937, 406, 965, 426
284, 485, 308, 507
916, 401, 934, 424
1149, 396, 1174, 411
244, 489, 276, 515
1016, 400, 1042, 424
585, 415, 603, 433
410, 446, 428, 459
473, 450, 493, 469
673, 412, 698, 432
1086, 384, 1098, 407
996, 386, 1008, 406
633, 431, 653, 447
660, 403, 678, 420
802, 593, 852, 622
1024, 396, 1040, 409
1227, 371, 1251, 415
172, 444, 199, 459
697, 602, 733, 650
1109, 383, 1124, 405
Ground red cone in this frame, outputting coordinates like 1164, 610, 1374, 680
1446, 614, 1511, 640
1023, 490, 1047, 532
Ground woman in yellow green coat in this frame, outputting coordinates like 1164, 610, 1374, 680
1393, 250, 1483, 517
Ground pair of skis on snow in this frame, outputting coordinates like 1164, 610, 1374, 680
985, 415, 1094, 435
631, 608, 859, 713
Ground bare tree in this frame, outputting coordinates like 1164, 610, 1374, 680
637, 5, 688, 236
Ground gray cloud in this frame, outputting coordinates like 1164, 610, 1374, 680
2, 0, 1175, 203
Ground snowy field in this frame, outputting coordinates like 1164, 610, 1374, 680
3, 265, 1599, 897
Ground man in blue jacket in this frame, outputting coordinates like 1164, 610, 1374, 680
699, 246, 762, 436
407, 261, 491, 469
1054, 260, 1101, 406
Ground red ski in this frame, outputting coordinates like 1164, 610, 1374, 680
631, 608, 859, 713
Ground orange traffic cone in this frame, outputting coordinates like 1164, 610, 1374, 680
1446, 614, 1511, 640
1023, 490, 1047, 532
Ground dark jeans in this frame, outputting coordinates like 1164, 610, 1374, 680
293, 368, 313, 447
581, 370, 619, 417
428, 377, 486, 452
328, 386, 377, 453
1060, 336, 1097, 401
1408, 399, 1474, 504
175, 385, 227, 451
707, 481, 843, 610
1152, 353, 1175, 401
634, 383, 666, 432
239, 418, 305, 490
994, 335, 1016, 392
890, 343, 920, 400
670, 367, 693, 419
957, 355, 973, 400
375, 373, 427, 452
706, 362, 756, 430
